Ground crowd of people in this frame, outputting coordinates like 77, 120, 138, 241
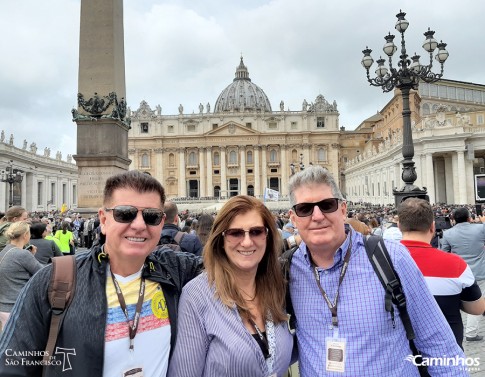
0, 167, 483, 376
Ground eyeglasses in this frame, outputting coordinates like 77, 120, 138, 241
292, 198, 341, 217
222, 226, 268, 242
105, 205, 165, 226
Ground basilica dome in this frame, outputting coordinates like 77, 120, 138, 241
214, 57, 272, 113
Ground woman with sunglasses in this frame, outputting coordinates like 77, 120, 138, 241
168, 195, 294, 377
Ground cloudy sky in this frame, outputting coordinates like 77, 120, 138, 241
1, 0, 484, 158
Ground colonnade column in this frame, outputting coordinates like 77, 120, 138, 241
425, 153, 435, 204
206, 147, 213, 197
178, 148, 186, 197
199, 148, 206, 197
281, 146, 288, 196
240, 146, 247, 195
254, 146, 261, 198
465, 154, 474, 204
261, 146, 267, 196
155, 148, 164, 187
220, 147, 227, 197
394, 163, 401, 192
457, 150, 467, 204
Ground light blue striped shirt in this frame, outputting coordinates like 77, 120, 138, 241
168, 272, 294, 377
290, 229, 469, 377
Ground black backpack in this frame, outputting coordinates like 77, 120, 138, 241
282, 234, 428, 376
159, 231, 185, 252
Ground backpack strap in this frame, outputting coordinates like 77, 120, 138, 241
281, 245, 299, 332
364, 235, 415, 341
43, 255, 77, 371
173, 231, 185, 245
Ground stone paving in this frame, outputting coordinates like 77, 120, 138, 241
462, 313, 485, 376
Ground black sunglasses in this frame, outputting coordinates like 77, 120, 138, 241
292, 198, 341, 217
105, 205, 165, 226
222, 226, 268, 242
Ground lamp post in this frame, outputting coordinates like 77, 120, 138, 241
1, 160, 24, 207
361, 10, 448, 206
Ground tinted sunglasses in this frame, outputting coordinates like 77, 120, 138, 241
292, 198, 341, 217
105, 205, 165, 226
222, 226, 268, 242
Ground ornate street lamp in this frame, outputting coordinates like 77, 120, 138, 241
1, 160, 24, 207
361, 10, 448, 206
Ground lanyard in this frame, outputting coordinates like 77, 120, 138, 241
249, 318, 270, 359
110, 269, 146, 351
309, 236, 352, 329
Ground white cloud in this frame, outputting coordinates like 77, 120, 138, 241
0, 0, 484, 157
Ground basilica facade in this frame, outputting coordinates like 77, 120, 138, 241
128, 58, 342, 200
128, 57, 485, 207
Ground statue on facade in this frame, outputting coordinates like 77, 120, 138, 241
0, 130, 4, 142
302, 99, 308, 111
9, 134, 13, 145
206, 102, 210, 113
199, 103, 204, 114
67, 154, 72, 163
44, 147, 51, 157
280, 100, 284, 111
23, 139, 27, 149
156, 104, 161, 116
30, 142, 37, 153
56, 151, 62, 160
333, 100, 338, 110
178, 104, 184, 114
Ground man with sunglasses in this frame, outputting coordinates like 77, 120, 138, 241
0, 170, 203, 377
287, 166, 467, 376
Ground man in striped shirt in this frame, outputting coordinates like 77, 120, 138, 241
288, 166, 470, 376
398, 198, 485, 348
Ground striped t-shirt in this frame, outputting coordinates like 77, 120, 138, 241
103, 267, 171, 377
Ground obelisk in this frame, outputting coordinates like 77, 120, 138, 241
73, 0, 131, 211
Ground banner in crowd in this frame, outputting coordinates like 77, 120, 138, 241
264, 188, 280, 202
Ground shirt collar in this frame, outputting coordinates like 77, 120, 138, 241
400, 239, 433, 249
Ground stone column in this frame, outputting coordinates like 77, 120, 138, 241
425, 153, 435, 204
254, 146, 261, 198
74, 0, 130, 212
206, 147, 213, 197
395, 163, 401, 191
240, 146, 247, 195
457, 150, 467, 204
221, 147, 227, 197
281, 146, 288, 196
199, 148, 206, 197
444, 156, 454, 204
178, 148, 186, 197
465, 155, 474, 204
261, 146, 267, 194
154, 148, 164, 187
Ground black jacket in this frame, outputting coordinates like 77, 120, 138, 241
0, 245, 203, 377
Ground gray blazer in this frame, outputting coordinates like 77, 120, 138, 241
440, 222, 485, 280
